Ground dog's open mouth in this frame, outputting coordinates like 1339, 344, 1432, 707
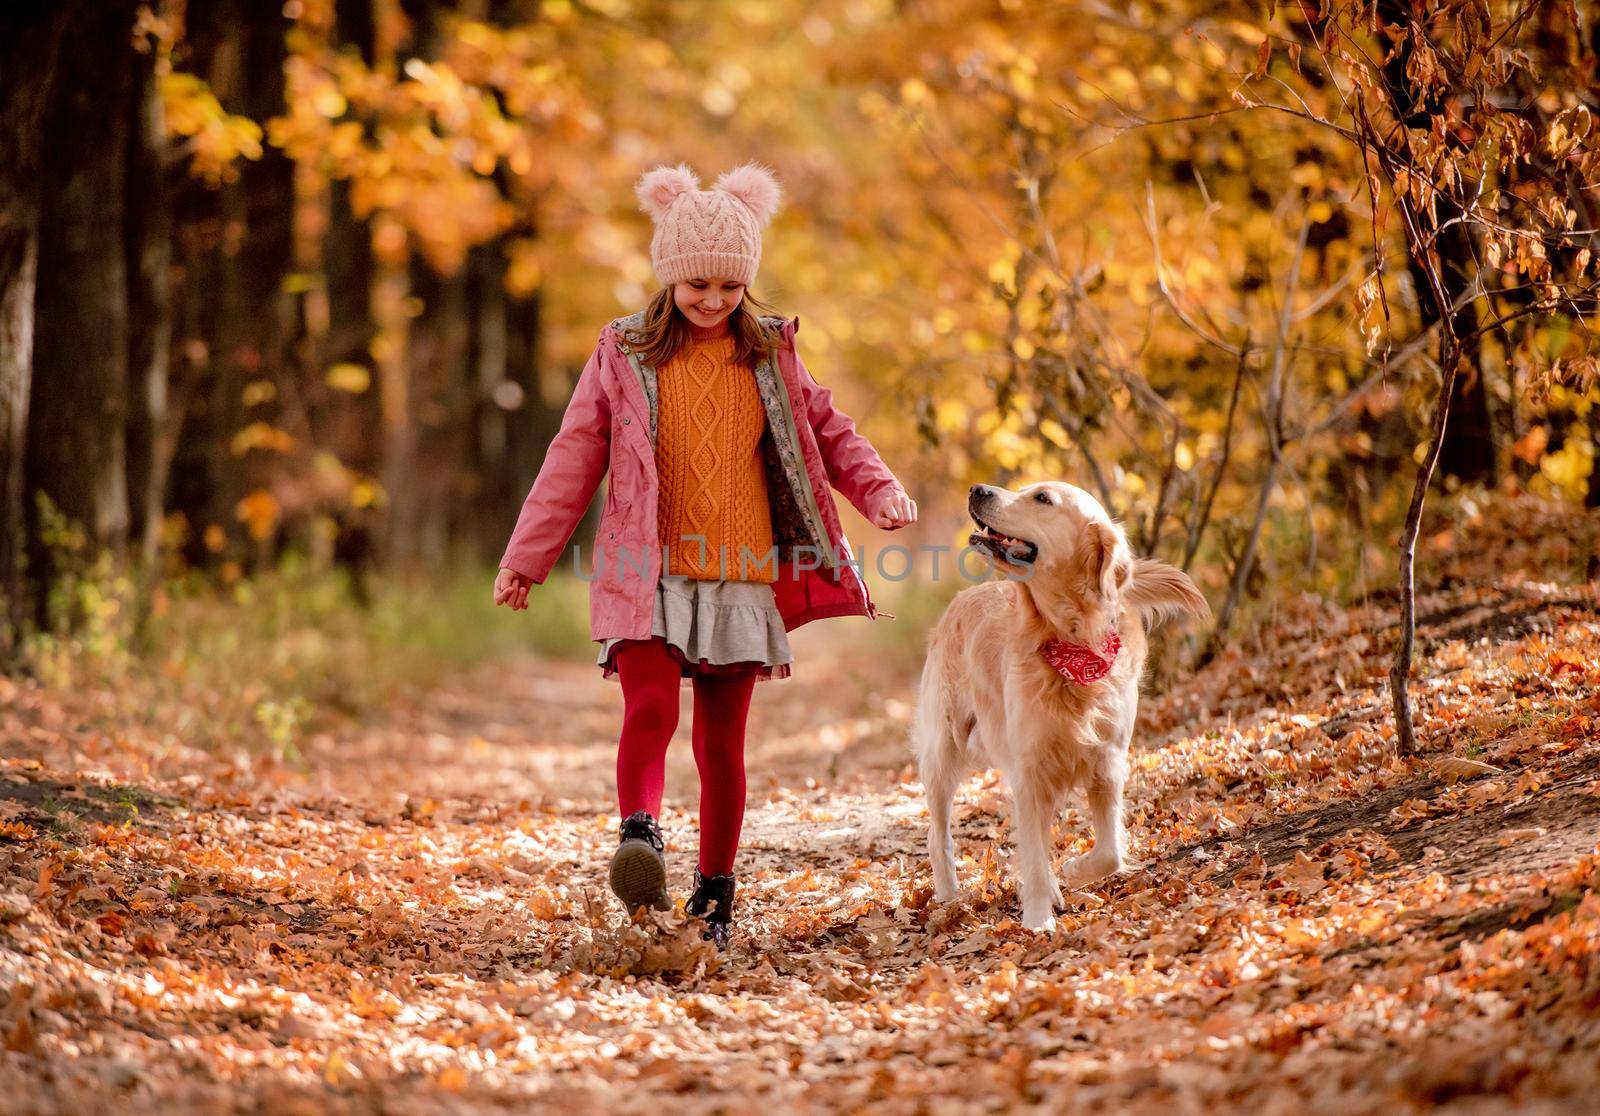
969, 511, 1039, 566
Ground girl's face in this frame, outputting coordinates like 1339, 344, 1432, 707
674, 278, 744, 330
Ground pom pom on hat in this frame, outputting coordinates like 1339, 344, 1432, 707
635, 163, 700, 221
713, 162, 782, 227
637, 160, 785, 287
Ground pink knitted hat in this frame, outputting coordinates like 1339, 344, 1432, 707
634, 162, 782, 287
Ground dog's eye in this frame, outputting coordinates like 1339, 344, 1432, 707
1034, 492, 1053, 505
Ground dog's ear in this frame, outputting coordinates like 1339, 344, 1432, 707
1087, 522, 1132, 598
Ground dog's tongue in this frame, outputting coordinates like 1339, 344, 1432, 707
1039, 631, 1122, 685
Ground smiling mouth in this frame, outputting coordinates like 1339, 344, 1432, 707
969, 510, 1039, 566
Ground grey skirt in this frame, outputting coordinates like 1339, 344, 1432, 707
596, 573, 794, 684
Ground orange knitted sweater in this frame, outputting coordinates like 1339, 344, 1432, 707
655, 327, 776, 581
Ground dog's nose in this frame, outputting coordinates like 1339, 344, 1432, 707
970, 484, 990, 499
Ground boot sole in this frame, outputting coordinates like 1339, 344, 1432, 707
609, 840, 669, 912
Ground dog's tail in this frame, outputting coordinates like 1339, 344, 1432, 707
1124, 558, 1211, 628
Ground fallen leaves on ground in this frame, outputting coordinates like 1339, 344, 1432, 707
2, 518, 1599, 1112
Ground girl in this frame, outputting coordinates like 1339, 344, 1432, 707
493, 162, 916, 949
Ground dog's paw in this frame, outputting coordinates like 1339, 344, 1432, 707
1021, 908, 1057, 933
1061, 852, 1122, 889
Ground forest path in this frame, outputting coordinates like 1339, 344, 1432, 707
2, 576, 1598, 1114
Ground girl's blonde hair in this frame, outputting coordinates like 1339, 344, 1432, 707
626, 286, 784, 370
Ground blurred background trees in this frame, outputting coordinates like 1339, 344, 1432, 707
1, 0, 1597, 678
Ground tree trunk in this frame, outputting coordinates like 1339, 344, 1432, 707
1393, 332, 1462, 756
167, 0, 294, 567
0, 231, 37, 644
498, 286, 587, 570
126, 27, 175, 568
503, 283, 561, 536
373, 249, 416, 564
1377, 0, 1497, 489
378, 2, 457, 567
1427, 214, 1496, 486
325, 0, 376, 384
26, 0, 139, 624
226, 0, 295, 567
466, 240, 509, 556
1588, 416, 1600, 509
0, 2, 73, 650
406, 253, 471, 566
320, 0, 382, 587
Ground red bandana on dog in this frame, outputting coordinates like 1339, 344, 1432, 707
1039, 631, 1122, 685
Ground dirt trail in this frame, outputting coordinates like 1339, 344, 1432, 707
2, 577, 1598, 1114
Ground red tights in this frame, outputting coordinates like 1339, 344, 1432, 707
612, 638, 756, 876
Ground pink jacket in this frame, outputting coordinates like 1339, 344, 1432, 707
499, 312, 904, 642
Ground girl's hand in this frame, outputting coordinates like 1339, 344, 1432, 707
871, 488, 918, 530
494, 567, 532, 611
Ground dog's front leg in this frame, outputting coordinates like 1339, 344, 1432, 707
1007, 774, 1059, 932
1062, 768, 1127, 888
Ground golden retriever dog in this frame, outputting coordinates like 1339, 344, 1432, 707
911, 482, 1210, 931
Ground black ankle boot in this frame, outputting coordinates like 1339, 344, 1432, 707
686, 867, 736, 950
609, 811, 670, 913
